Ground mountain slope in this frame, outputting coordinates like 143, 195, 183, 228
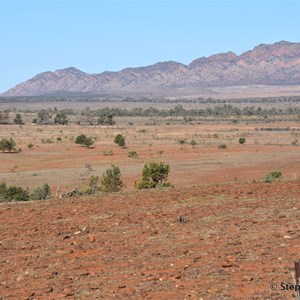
3, 41, 300, 97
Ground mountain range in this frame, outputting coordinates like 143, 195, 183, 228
3, 41, 300, 97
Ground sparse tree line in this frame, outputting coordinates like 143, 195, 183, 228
0, 162, 172, 202
2, 104, 300, 126
2, 95, 300, 104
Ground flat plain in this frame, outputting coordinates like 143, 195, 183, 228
1, 103, 300, 299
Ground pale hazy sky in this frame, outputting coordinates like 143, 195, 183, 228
1, 0, 299, 93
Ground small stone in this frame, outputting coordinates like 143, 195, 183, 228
88, 235, 95, 243
16, 276, 24, 282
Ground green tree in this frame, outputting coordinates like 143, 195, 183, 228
83, 137, 94, 148
13, 113, 24, 125
101, 165, 124, 192
114, 134, 125, 147
75, 134, 94, 148
54, 112, 68, 125
0, 138, 16, 152
97, 114, 115, 125
136, 162, 172, 189
75, 134, 87, 145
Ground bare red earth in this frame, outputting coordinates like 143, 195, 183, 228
1, 181, 300, 299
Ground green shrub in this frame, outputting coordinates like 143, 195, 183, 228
75, 134, 94, 148
83, 137, 94, 148
27, 143, 34, 149
101, 165, 124, 192
177, 139, 186, 145
0, 182, 29, 202
114, 134, 126, 147
30, 184, 51, 200
0, 138, 16, 152
75, 134, 87, 145
239, 137, 246, 144
136, 162, 172, 190
264, 171, 282, 183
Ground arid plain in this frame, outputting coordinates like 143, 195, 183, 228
1, 100, 300, 299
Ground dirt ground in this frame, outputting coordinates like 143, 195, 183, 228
1, 120, 300, 299
0, 121, 300, 192
1, 181, 300, 299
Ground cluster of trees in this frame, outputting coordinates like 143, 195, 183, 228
0, 182, 51, 202
2, 102, 300, 126
84, 162, 171, 194
25, 105, 300, 120
0, 161, 172, 201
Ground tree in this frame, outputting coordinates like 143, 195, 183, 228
114, 134, 125, 147
0, 138, 16, 152
83, 137, 94, 148
13, 113, 24, 125
37, 110, 51, 125
97, 114, 115, 125
54, 112, 68, 125
75, 134, 94, 148
101, 165, 124, 192
75, 134, 87, 145
136, 162, 172, 189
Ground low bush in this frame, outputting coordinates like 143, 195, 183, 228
239, 137, 246, 144
264, 171, 282, 183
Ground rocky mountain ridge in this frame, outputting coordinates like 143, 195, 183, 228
3, 41, 300, 97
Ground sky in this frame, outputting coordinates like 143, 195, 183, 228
1, 0, 300, 93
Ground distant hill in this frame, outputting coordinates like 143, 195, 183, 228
3, 41, 300, 97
